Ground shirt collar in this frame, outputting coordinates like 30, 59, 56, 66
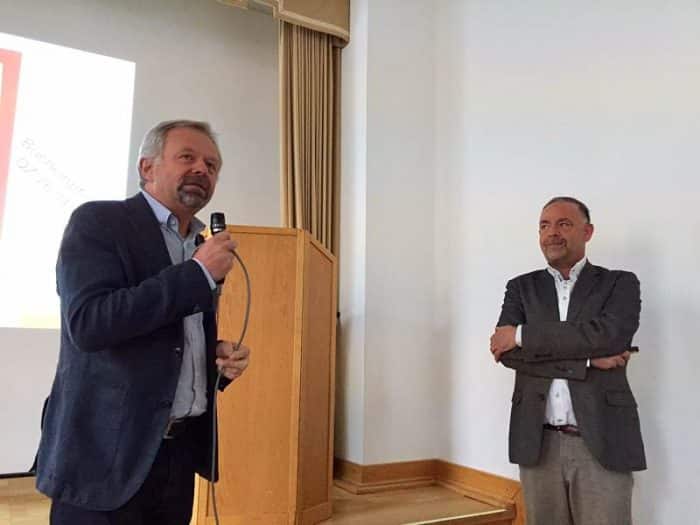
140, 190, 205, 237
546, 256, 587, 283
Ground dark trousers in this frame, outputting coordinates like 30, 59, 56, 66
50, 436, 196, 525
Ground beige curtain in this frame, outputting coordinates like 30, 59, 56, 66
279, 21, 341, 254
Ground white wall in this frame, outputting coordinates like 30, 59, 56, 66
436, 1, 700, 523
0, 0, 278, 474
340, 0, 700, 522
336, 0, 368, 463
337, 0, 446, 464
364, 0, 443, 464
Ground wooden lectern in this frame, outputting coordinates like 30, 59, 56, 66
192, 226, 338, 525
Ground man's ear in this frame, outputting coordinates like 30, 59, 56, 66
584, 223, 594, 242
139, 157, 155, 185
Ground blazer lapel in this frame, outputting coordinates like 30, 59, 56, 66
124, 193, 172, 273
535, 270, 560, 321
567, 262, 601, 321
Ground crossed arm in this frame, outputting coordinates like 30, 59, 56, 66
490, 273, 640, 379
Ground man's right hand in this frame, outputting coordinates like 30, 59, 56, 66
193, 232, 238, 282
591, 350, 631, 370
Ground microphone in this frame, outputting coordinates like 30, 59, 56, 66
210, 212, 226, 236
210, 212, 227, 287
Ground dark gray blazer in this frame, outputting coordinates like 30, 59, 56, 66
497, 262, 646, 472
36, 193, 228, 510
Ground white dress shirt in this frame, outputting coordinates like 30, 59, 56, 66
515, 257, 588, 426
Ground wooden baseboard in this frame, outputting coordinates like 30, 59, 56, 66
334, 458, 525, 525
333, 458, 435, 494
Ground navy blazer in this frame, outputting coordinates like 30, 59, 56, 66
497, 262, 646, 472
36, 193, 226, 510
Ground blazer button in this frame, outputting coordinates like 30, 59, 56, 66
538, 393, 546, 401
174, 347, 183, 355
160, 400, 172, 408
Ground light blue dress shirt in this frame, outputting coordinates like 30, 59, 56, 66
141, 190, 216, 419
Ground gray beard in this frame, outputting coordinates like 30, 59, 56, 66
178, 189, 208, 210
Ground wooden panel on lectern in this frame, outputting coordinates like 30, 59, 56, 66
296, 238, 336, 524
193, 226, 337, 525
214, 227, 300, 521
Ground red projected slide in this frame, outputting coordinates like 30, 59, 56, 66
0, 49, 21, 238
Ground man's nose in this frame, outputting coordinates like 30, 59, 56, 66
191, 157, 209, 175
549, 224, 562, 235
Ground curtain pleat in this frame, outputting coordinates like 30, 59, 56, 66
279, 21, 340, 254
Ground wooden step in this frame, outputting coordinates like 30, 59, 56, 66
0, 477, 514, 525
324, 484, 514, 525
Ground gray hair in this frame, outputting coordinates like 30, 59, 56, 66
137, 119, 221, 188
543, 196, 591, 223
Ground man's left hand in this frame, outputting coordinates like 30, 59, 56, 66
490, 325, 517, 362
215, 341, 250, 381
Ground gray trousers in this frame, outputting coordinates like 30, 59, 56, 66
519, 429, 633, 525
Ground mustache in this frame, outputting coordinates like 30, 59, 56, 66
178, 175, 210, 192
543, 238, 566, 246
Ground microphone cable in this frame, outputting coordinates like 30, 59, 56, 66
204, 213, 252, 525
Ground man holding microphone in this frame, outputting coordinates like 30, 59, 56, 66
36, 120, 249, 524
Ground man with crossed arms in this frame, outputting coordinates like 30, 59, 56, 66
490, 196, 646, 525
